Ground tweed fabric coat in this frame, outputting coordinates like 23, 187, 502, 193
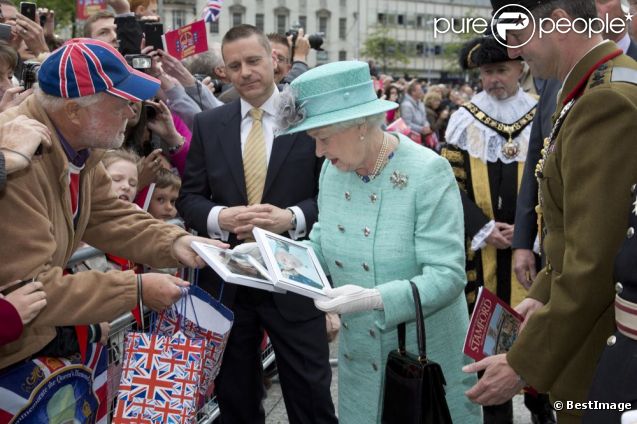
306, 134, 481, 424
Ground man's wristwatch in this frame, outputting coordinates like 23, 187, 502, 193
287, 208, 297, 231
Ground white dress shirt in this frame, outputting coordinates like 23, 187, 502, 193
207, 86, 307, 241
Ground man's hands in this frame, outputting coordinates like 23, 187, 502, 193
15, 14, 49, 57
220, 204, 295, 240
314, 285, 383, 315
514, 297, 544, 333
0, 115, 52, 173
137, 148, 163, 189
107, 0, 132, 15
288, 28, 310, 62
98, 322, 110, 345
513, 249, 536, 289
171, 235, 229, 268
0, 86, 33, 113
145, 100, 183, 149
463, 354, 525, 405
140, 273, 189, 311
486, 222, 514, 249
0, 280, 47, 325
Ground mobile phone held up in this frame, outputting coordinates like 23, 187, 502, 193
20, 2, 36, 21
143, 22, 164, 51
0, 23, 11, 41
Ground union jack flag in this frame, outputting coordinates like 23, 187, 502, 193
155, 306, 232, 409
113, 331, 204, 424
202, 0, 223, 23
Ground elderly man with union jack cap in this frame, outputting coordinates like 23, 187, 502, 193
0, 38, 227, 374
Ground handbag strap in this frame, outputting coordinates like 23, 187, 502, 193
396, 281, 427, 362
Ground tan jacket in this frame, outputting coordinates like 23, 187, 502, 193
0, 95, 189, 368
507, 42, 637, 411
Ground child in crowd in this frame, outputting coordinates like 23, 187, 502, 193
147, 168, 181, 221
102, 149, 141, 203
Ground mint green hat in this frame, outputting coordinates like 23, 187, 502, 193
276, 61, 398, 135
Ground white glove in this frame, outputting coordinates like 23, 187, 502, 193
314, 284, 383, 315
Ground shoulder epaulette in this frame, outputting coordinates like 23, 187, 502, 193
610, 67, 637, 86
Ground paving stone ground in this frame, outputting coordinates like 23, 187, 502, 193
263, 341, 533, 423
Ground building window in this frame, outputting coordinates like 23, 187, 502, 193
377, 13, 385, 24
319, 16, 327, 34
416, 42, 424, 55
339, 50, 346, 61
233, 12, 242, 27
417, 15, 423, 28
172, 9, 186, 29
298, 15, 307, 30
277, 14, 287, 34
338, 18, 346, 39
397, 14, 404, 26
316, 50, 329, 64
209, 20, 219, 34
256, 13, 264, 31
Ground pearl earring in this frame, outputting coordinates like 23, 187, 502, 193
360, 134, 365, 142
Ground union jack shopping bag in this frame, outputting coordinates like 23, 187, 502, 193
0, 342, 108, 424
112, 330, 205, 424
154, 285, 234, 409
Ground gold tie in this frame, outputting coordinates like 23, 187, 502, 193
243, 108, 267, 205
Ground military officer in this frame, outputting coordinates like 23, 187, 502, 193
463, 1, 637, 423
583, 183, 637, 423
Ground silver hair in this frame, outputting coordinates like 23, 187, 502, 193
35, 89, 110, 112
328, 112, 386, 132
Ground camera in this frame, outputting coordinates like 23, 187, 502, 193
193, 73, 224, 94
285, 24, 325, 51
145, 103, 157, 120
21, 60, 40, 90
124, 54, 152, 72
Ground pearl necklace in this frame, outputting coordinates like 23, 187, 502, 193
358, 133, 391, 183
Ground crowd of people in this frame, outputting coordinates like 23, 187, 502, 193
0, 0, 636, 423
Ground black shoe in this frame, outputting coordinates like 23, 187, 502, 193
531, 409, 557, 424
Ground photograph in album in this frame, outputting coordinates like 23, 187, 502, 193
191, 241, 284, 293
253, 227, 331, 300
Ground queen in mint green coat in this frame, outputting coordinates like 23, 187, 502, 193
277, 60, 481, 424
305, 134, 481, 423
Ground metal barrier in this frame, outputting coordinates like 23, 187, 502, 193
65, 224, 277, 424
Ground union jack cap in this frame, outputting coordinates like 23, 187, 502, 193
38, 38, 160, 101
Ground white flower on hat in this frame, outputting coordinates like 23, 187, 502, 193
275, 84, 307, 133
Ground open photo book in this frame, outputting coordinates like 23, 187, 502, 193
191, 227, 331, 300
463, 287, 524, 361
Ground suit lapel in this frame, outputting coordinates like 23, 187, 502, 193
218, 101, 248, 203
263, 133, 297, 199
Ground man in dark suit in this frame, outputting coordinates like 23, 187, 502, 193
511, 78, 559, 290
177, 24, 336, 424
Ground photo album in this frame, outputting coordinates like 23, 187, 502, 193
191, 228, 331, 300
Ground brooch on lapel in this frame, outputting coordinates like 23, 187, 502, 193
390, 171, 408, 189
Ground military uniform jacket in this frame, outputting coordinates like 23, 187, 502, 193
507, 41, 637, 411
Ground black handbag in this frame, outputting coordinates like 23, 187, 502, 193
381, 281, 453, 424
